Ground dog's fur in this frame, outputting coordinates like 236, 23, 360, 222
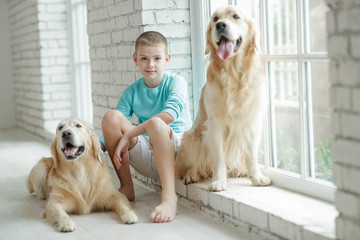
175, 6, 271, 191
27, 118, 137, 232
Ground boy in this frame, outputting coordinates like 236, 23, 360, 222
99, 31, 192, 223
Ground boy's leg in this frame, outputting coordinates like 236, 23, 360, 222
146, 117, 177, 223
102, 110, 137, 201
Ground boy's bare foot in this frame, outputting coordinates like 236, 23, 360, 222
119, 186, 135, 202
149, 193, 177, 223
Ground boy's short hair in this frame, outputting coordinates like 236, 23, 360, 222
135, 31, 168, 54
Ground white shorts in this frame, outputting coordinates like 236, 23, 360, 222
128, 129, 182, 179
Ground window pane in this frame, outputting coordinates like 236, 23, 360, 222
271, 62, 301, 173
72, 3, 89, 63
210, 0, 228, 14
235, 0, 260, 27
309, 62, 333, 181
70, 0, 93, 125
268, 0, 297, 54
307, 0, 329, 53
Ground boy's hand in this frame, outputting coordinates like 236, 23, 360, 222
113, 135, 130, 170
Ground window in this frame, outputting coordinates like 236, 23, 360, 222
190, 0, 334, 201
67, 0, 93, 125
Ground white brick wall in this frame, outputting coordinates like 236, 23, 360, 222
6, 0, 358, 238
0, 0, 15, 129
326, 0, 360, 239
87, 0, 192, 139
8, 0, 71, 139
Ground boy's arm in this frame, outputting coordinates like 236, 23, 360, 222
124, 112, 173, 139
99, 86, 134, 152
113, 112, 173, 169
162, 75, 188, 122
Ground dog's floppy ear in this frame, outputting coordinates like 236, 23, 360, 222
91, 132, 103, 163
205, 22, 212, 55
248, 18, 262, 55
50, 138, 59, 167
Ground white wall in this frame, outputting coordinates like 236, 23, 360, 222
7, 0, 71, 139
87, 0, 192, 139
327, 0, 360, 239
0, 0, 15, 129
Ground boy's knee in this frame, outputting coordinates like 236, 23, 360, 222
102, 110, 125, 129
146, 117, 168, 135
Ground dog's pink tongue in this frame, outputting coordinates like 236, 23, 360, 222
65, 147, 78, 157
217, 38, 234, 60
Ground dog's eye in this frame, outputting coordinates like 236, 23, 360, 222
213, 16, 218, 22
76, 124, 82, 128
58, 126, 63, 131
233, 14, 240, 20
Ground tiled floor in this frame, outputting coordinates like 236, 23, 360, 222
0, 129, 247, 240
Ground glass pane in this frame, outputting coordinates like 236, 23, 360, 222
271, 62, 301, 173
235, 0, 260, 27
71, 7, 80, 63
70, 1, 93, 125
268, 0, 297, 54
309, 62, 333, 181
307, 0, 329, 53
210, 0, 228, 14
72, 3, 90, 63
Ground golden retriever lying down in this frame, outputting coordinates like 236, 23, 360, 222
176, 6, 271, 191
27, 118, 137, 232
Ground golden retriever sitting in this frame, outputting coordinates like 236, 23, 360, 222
175, 6, 271, 191
27, 118, 138, 232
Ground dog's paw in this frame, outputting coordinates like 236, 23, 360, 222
58, 216, 75, 232
120, 211, 138, 224
182, 176, 194, 185
208, 180, 227, 192
251, 174, 271, 186
35, 190, 46, 200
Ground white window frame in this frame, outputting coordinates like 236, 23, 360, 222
67, 0, 93, 125
190, 0, 335, 202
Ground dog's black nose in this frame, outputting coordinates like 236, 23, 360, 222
216, 22, 228, 31
62, 130, 72, 138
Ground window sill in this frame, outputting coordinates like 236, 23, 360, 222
130, 171, 337, 240
105, 156, 336, 240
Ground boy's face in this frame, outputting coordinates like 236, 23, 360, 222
133, 43, 171, 88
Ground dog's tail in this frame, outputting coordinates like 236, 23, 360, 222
27, 157, 53, 200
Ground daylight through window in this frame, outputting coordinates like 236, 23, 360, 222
192, 0, 334, 201
68, 0, 93, 125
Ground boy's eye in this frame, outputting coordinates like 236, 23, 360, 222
155, 57, 161, 61
141, 57, 147, 61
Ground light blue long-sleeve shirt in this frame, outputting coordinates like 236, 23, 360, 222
99, 72, 192, 151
